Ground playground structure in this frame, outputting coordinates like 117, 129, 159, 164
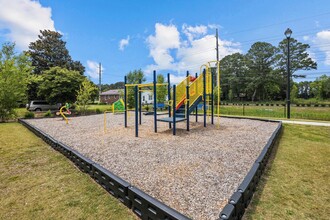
58, 103, 71, 124
124, 61, 220, 137
112, 98, 125, 114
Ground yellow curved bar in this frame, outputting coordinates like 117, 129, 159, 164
60, 106, 69, 124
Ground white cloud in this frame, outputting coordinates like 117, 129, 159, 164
145, 23, 241, 76
86, 60, 104, 79
182, 24, 207, 42
0, 0, 55, 50
119, 35, 130, 51
303, 35, 310, 41
169, 74, 186, 84
315, 30, 330, 65
145, 23, 180, 73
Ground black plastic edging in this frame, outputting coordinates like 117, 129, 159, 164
128, 186, 190, 220
18, 119, 190, 220
219, 121, 282, 220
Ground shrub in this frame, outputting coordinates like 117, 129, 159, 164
95, 108, 102, 114
24, 112, 35, 119
43, 110, 52, 117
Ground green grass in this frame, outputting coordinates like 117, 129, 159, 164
244, 124, 330, 220
219, 105, 330, 121
0, 123, 136, 220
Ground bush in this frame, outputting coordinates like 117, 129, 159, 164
95, 108, 102, 114
24, 111, 35, 119
98, 102, 107, 105
43, 110, 52, 117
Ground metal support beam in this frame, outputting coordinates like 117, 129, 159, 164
153, 70, 157, 132
167, 73, 171, 129
173, 85, 176, 135
139, 79, 142, 125
186, 85, 189, 131
203, 69, 206, 127
134, 85, 138, 137
124, 76, 127, 128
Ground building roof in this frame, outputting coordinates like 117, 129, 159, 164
100, 89, 121, 96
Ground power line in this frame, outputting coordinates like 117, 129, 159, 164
221, 11, 330, 37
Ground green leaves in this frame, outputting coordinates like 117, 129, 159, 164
27, 30, 85, 75
76, 78, 98, 114
0, 43, 32, 121
37, 67, 84, 104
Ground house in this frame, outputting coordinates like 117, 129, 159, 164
141, 90, 153, 105
100, 89, 165, 105
100, 89, 122, 104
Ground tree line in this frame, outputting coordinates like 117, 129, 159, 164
219, 38, 327, 101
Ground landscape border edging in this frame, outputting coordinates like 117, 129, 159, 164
18, 119, 190, 220
218, 118, 282, 220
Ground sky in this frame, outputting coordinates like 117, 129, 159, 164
0, 0, 330, 85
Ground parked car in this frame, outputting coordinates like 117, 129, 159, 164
26, 100, 62, 112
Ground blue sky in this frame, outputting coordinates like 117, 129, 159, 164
0, 0, 330, 84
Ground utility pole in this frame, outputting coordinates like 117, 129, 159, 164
99, 62, 102, 102
216, 28, 219, 61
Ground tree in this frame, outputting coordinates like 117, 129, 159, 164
76, 78, 98, 114
277, 38, 317, 77
277, 38, 317, 100
220, 53, 249, 100
126, 69, 146, 108
246, 42, 281, 101
27, 30, 85, 75
156, 74, 167, 103
0, 43, 32, 121
37, 67, 84, 104
310, 75, 330, 99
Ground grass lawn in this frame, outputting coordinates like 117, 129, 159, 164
0, 123, 136, 220
244, 124, 330, 219
219, 105, 330, 121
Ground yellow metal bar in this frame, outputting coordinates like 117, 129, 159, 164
125, 83, 168, 87
60, 106, 69, 124
104, 111, 112, 133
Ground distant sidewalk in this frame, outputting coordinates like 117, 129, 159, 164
280, 120, 330, 127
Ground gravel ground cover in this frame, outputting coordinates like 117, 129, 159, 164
26, 113, 278, 220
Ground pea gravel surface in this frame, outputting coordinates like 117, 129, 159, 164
25, 113, 279, 220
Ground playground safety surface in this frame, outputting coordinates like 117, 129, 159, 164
27, 114, 279, 220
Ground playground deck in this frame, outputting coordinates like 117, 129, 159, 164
26, 113, 278, 220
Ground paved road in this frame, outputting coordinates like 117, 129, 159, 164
280, 120, 330, 127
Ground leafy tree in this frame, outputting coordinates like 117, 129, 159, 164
310, 75, 330, 99
101, 81, 124, 92
27, 30, 85, 75
126, 69, 146, 108
246, 42, 280, 101
220, 53, 249, 100
277, 38, 317, 77
76, 78, 98, 114
37, 67, 84, 104
156, 74, 167, 103
277, 38, 317, 100
0, 43, 32, 121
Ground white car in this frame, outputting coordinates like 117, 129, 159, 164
26, 100, 62, 112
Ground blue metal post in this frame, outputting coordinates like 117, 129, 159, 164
195, 72, 198, 122
139, 79, 142, 125
186, 85, 189, 131
167, 73, 171, 129
173, 85, 176, 135
134, 85, 138, 137
203, 69, 206, 127
153, 70, 157, 133
124, 76, 127, 128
